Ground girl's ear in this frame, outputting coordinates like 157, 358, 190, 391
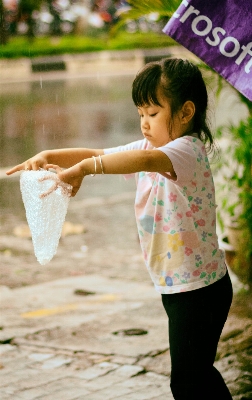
180, 101, 195, 124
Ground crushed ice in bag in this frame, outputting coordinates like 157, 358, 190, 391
20, 170, 72, 265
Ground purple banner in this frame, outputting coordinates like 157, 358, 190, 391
163, 0, 252, 101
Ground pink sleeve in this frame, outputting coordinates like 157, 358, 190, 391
104, 139, 147, 180
157, 137, 197, 183
104, 139, 146, 155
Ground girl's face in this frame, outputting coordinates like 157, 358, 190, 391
137, 93, 182, 148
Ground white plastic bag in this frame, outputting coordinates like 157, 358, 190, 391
20, 170, 72, 265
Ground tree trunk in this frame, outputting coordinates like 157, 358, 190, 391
0, 0, 8, 45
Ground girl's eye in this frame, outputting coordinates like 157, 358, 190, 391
150, 113, 157, 117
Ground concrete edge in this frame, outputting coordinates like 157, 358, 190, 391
0, 46, 195, 84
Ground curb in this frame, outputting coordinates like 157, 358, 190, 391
0, 46, 193, 83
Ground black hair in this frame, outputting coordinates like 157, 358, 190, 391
132, 57, 213, 151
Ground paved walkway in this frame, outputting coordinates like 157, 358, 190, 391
0, 275, 173, 400
0, 272, 251, 400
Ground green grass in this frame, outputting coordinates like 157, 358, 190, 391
0, 32, 176, 59
108, 31, 176, 50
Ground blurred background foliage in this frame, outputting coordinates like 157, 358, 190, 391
0, 0, 178, 55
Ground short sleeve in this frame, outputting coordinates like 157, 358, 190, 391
157, 137, 198, 183
104, 139, 147, 155
104, 139, 149, 180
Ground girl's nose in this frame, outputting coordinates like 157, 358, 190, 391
141, 116, 149, 129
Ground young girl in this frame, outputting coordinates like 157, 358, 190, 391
7, 58, 233, 399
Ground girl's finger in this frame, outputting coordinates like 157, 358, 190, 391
6, 164, 24, 175
45, 164, 62, 173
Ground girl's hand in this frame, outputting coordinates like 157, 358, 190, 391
46, 163, 85, 197
6, 152, 49, 175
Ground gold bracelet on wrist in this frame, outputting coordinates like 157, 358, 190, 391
98, 155, 104, 174
91, 156, 97, 177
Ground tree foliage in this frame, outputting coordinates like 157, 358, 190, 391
112, 0, 180, 33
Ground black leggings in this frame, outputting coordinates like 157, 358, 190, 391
162, 272, 233, 400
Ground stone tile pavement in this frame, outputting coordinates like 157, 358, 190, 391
0, 273, 251, 399
0, 344, 173, 400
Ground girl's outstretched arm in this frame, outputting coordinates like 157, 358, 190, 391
5, 148, 104, 175
97, 150, 175, 177
56, 149, 176, 196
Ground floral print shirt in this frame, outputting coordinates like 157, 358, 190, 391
104, 135, 226, 294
